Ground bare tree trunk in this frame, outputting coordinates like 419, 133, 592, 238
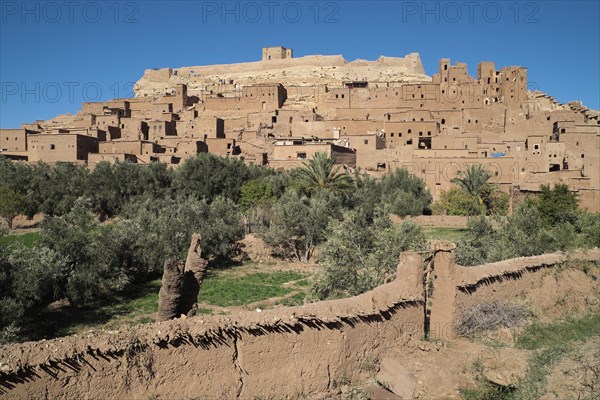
157, 233, 209, 322
157, 259, 184, 322
180, 233, 209, 317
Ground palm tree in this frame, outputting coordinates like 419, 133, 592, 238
297, 152, 354, 194
451, 164, 496, 206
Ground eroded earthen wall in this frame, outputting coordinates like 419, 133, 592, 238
0, 254, 425, 399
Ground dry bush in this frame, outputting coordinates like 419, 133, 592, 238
456, 301, 531, 337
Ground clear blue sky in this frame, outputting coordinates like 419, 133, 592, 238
1, 0, 598, 128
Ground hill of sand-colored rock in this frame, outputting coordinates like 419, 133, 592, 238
133, 52, 431, 98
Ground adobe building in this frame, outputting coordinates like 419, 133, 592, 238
2, 47, 598, 211
27, 134, 98, 163
262, 46, 293, 61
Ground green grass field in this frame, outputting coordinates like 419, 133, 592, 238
0, 231, 41, 248
422, 226, 468, 242
198, 270, 308, 307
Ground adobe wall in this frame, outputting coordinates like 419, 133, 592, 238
428, 246, 600, 340
2, 243, 598, 399
0, 254, 425, 400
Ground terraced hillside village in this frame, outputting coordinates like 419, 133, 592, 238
1, 47, 598, 211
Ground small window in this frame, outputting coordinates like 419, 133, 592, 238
534, 144, 539, 150
364, 139, 369, 145
408, 129, 412, 134
297, 152, 307, 160
581, 154, 585, 158
50, 144, 55, 150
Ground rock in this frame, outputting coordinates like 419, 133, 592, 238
363, 384, 402, 400
481, 348, 529, 388
376, 357, 417, 399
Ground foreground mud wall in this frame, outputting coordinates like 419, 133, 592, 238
0, 254, 425, 399
2, 248, 598, 399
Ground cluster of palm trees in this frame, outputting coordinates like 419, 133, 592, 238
297, 153, 502, 216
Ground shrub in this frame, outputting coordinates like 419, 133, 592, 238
310, 209, 426, 300
534, 183, 579, 227
432, 188, 485, 216
173, 153, 255, 202
261, 190, 340, 262
455, 301, 531, 337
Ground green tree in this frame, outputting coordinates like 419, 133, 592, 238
239, 179, 274, 211
310, 209, 426, 300
239, 179, 276, 234
347, 168, 432, 219
455, 203, 559, 266
39, 162, 88, 216
174, 153, 253, 202
577, 212, 600, 248
40, 198, 132, 305
533, 183, 579, 227
262, 190, 340, 262
432, 187, 485, 216
295, 152, 354, 195
378, 168, 432, 217
0, 185, 25, 230
451, 164, 495, 203
122, 195, 242, 269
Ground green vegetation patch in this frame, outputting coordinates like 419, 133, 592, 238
277, 291, 307, 306
516, 312, 600, 351
198, 271, 307, 307
0, 232, 41, 248
423, 226, 468, 242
